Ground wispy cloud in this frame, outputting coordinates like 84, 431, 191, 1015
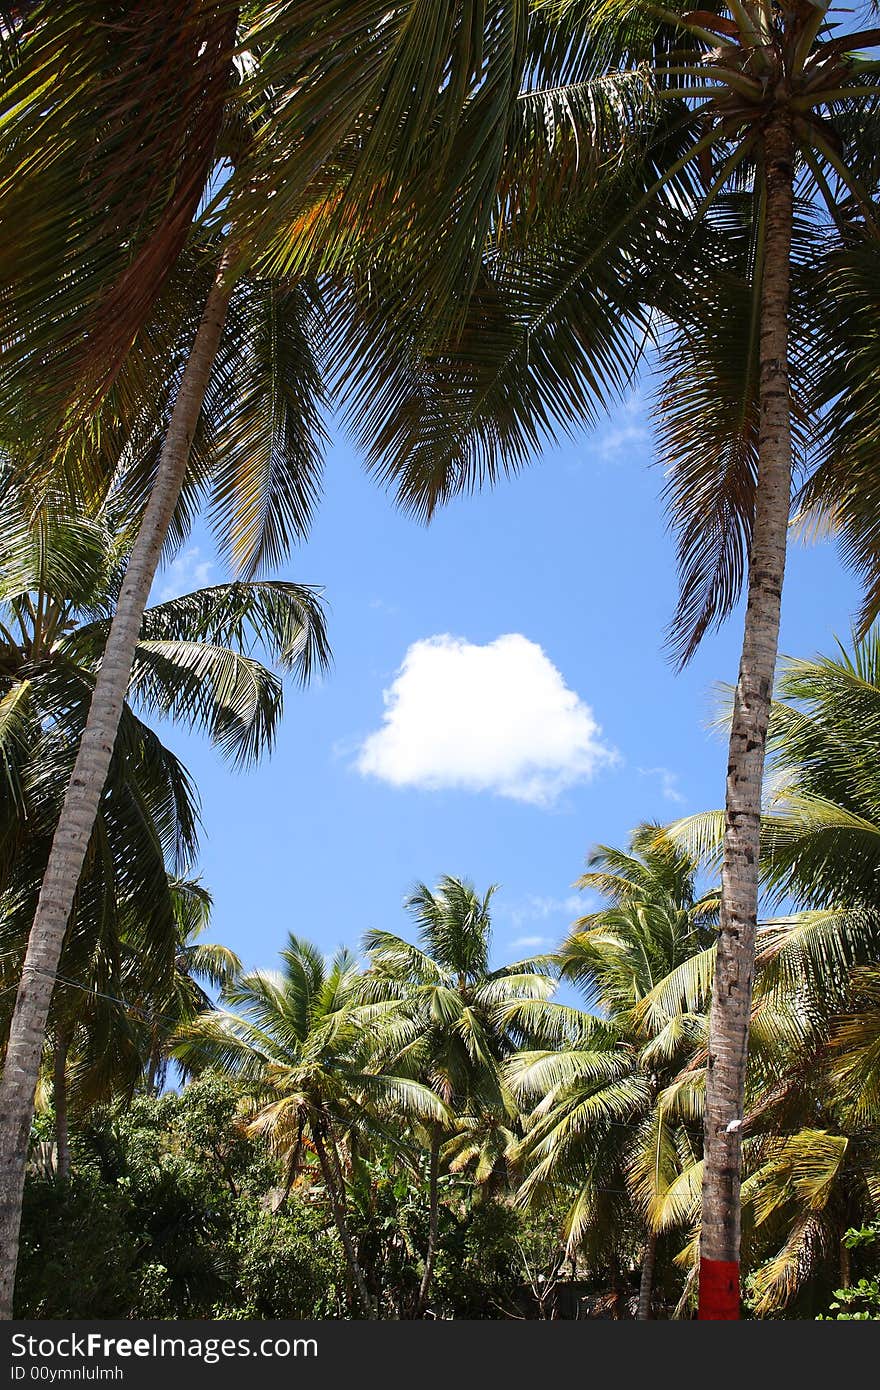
638, 765, 685, 805
593, 392, 650, 462
156, 547, 214, 603
499, 892, 592, 955
355, 633, 618, 807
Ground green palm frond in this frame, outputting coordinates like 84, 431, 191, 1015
633, 945, 717, 1033
648, 1158, 704, 1233
207, 280, 327, 577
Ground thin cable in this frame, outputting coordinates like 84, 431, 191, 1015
22, 963, 189, 1033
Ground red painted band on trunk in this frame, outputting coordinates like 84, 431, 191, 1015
698, 1259, 740, 1319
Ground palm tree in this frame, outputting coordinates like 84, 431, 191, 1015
362, 875, 555, 1315
0, 474, 329, 1307
510, 826, 718, 1318
668, 633, 880, 1307
9, 4, 880, 1317
347, 3, 880, 1314
0, 5, 573, 1315
173, 934, 449, 1317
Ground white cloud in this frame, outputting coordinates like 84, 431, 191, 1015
502, 894, 592, 951
593, 392, 649, 462
638, 765, 685, 805
596, 422, 649, 460
503, 893, 587, 928
355, 634, 617, 807
156, 547, 214, 603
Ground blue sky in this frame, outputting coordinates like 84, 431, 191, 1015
153, 386, 861, 975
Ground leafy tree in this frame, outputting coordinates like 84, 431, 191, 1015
173, 934, 448, 1317
362, 875, 555, 1314
15, 1073, 345, 1318
511, 826, 717, 1318
0, 474, 325, 1190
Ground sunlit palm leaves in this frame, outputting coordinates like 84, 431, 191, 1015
363, 876, 555, 1162
0, 472, 328, 1099
512, 825, 717, 1295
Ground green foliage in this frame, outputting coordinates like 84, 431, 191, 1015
16, 1171, 139, 1318
819, 1280, 880, 1321
15, 1075, 346, 1319
17, 1071, 569, 1320
818, 1226, 880, 1323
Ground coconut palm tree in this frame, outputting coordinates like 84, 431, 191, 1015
173, 933, 449, 1317
0, 472, 328, 1301
362, 875, 556, 1315
347, 2, 880, 1314
0, 5, 576, 1315
666, 633, 880, 1307
509, 826, 718, 1318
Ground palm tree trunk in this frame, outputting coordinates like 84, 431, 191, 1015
636, 1229, 656, 1321
312, 1129, 376, 1319
52, 1026, 71, 1183
0, 249, 235, 1321
698, 115, 794, 1321
415, 1129, 441, 1317
840, 1235, 851, 1290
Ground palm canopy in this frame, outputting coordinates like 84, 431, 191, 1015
0, 1, 570, 441
332, 0, 880, 661
559, 823, 719, 1018
5, 3, 880, 654
510, 827, 717, 1256
173, 933, 449, 1159
0, 471, 328, 1021
363, 876, 556, 1119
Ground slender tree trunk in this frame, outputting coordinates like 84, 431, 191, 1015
698, 115, 794, 1321
415, 1129, 441, 1317
52, 1026, 71, 1183
312, 1129, 376, 1319
636, 1229, 657, 1321
839, 1235, 851, 1290
0, 250, 235, 1321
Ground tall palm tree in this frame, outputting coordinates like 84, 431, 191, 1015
0, 5, 572, 1316
510, 826, 718, 1318
9, 882, 239, 1180
348, 2, 880, 1314
173, 933, 449, 1317
362, 875, 555, 1315
668, 633, 880, 1307
0, 474, 328, 1308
